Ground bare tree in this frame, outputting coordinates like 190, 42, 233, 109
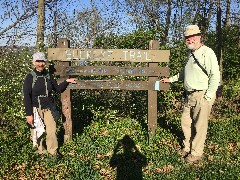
55, 0, 121, 48
191, 0, 214, 36
192, 0, 202, 25
113, 0, 174, 46
0, 0, 38, 45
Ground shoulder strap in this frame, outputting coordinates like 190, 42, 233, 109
44, 74, 49, 96
191, 51, 208, 76
30, 71, 37, 88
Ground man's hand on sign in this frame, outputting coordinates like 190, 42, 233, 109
66, 78, 77, 84
160, 78, 170, 83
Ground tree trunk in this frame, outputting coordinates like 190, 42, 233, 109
216, 0, 223, 99
224, 0, 231, 27
90, 0, 97, 48
205, 0, 214, 32
162, 0, 171, 46
36, 0, 45, 51
53, 0, 58, 48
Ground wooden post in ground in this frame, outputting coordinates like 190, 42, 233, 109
57, 38, 72, 142
148, 40, 159, 138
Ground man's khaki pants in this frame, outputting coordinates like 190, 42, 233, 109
181, 91, 215, 157
32, 108, 58, 155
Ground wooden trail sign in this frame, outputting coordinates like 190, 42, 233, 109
49, 38, 170, 142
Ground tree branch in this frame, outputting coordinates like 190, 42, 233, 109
0, 10, 36, 37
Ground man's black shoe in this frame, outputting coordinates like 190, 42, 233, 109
56, 152, 63, 159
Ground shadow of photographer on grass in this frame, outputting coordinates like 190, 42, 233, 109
110, 135, 147, 180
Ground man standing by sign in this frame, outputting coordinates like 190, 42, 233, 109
23, 52, 77, 157
161, 25, 220, 163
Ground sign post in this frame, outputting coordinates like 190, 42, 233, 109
57, 38, 72, 142
148, 40, 159, 137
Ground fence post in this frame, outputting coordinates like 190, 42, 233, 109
57, 38, 72, 142
148, 40, 159, 139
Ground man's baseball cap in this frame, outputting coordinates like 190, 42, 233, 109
33, 52, 47, 62
184, 25, 201, 37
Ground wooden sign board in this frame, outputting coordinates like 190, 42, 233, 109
66, 80, 169, 91
48, 48, 170, 62
54, 65, 169, 77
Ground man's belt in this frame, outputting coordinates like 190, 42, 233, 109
187, 89, 203, 94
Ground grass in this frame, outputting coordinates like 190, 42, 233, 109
1, 107, 239, 179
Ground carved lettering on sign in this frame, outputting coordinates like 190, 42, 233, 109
55, 66, 169, 77
48, 48, 170, 62
66, 80, 169, 91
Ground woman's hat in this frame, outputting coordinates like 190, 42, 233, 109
33, 52, 47, 62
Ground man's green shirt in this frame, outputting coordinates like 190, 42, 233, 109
169, 45, 220, 101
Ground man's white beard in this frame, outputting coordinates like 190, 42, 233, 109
186, 44, 195, 50
186, 39, 200, 50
